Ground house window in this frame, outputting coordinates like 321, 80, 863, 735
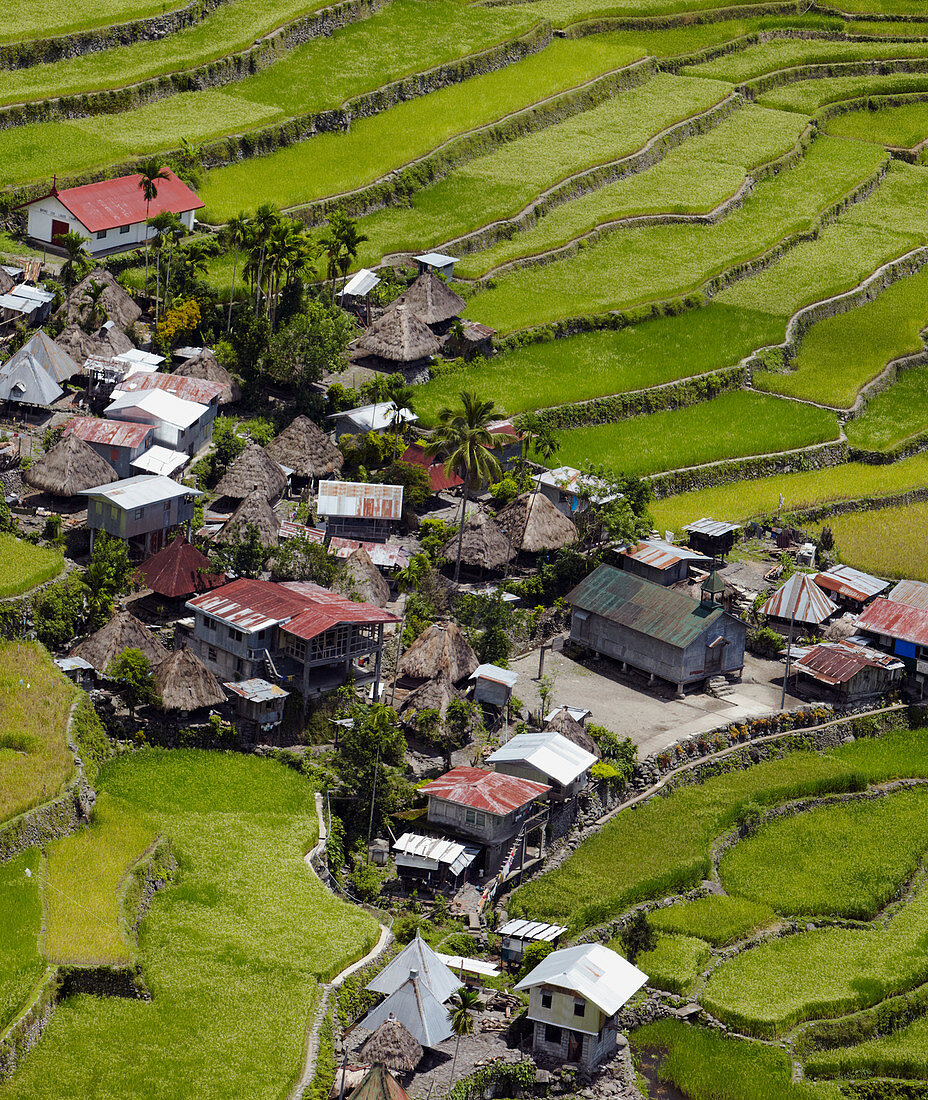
464, 809, 486, 827
120, 224, 130, 235
541, 991, 552, 1009
236, 657, 244, 673
286, 637, 306, 662
134, 508, 143, 520
573, 1000, 585, 1018
96, 229, 107, 240
229, 627, 243, 643
164, 501, 172, 515
545, 1025, 562, 1046
207, 647, 217, 661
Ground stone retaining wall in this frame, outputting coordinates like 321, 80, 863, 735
741, 55, 928, 101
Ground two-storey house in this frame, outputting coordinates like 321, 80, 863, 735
487, 730, 597, 802
515, 943, 647, 1071
80, 474, 201, 556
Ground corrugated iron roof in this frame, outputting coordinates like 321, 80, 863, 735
421, 766, 549, 814
130, 445, 189, 477
114, 371, 224, 405
106, 388, 208, 430
794, 640, 904, 685
340, 268, 381, 297
79, 474, 200, 509
621, 538, 710, 571
400, 444, 463, 492
760, 572, 837, 625
415, 252, 458, 266
327, 537, 410, 569
393, 832, 478, 876
33, 169, 204, 233
683, 518, 741, 538
458, 319, 496, 341
65, 416, 153, 449
567, 565, 726, 649
317, 480, 404, 520
814, 565, 888, 604
515, 943, 647, 1017
367, 931, 461, 1003
488, 731, 596, 787
498, 919, 567, 942
360, 973, 453, 1048
858, 597, 928, 647
887, 578, 928, 611
137, 535, 224, 598
328, 403, 418, 432
278, 520, 327, 543
224, 678, 289, 703
469, 663, 519, 688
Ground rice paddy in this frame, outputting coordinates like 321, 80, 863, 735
805, 1012, 928, 1080
812, 499, 928, 581
631, 933, 710, 995
649, 894, 777, 947
759, 73, 928, 114
824, 100, 928, 149
846, 363, 928, 453
0, 850, 44, 1032
3, 0, 192, 44
0, 534, 63, 598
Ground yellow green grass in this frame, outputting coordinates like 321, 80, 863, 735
545, 391, 839, 478
650, 894, 777, 946
824, 100, 928, 148
812, 500, 928, 581
3, 0, 191, 44
0, 641, 75, 825
846, 363, 928, 452
0, 850, 44, 1031
649, 451, 928, 533
0, 533, 63, 597
760, 73, 928, 114
805, 1012, 928, 1080
44, 792, 157, 966
754, 262, 928, 408
632, 933, 710, 995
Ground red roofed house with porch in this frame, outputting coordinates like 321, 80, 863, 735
64, 417, 153, 479
21, 170, 204, 257
184, 578, 397, 702
421, 766, 550, 877
856, 596, 928, 697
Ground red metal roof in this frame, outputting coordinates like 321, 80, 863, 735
43, 170, 204, 234
814, 565, 888, 605
887, 579, 928, 611
857, 597, 928, 647
794, 641, 902, 686
116, 371, 224, 406
421, 766, 550, 815
400, 444, 464, 492
137, 535, 225, 599
64, 416, 152, 449
280, 580, 398, 640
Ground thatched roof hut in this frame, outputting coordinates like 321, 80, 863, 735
357, 305, 441, 363
497, 491, 578, 553
71, 609, 169, 673
389, 273, 465, 328
348, 1064, 410, 1100
56, 321, 133, 362
545, 707, 600, 757
154, 648, 226, 711
6, 330, 81, 384
213, 443, 287, 503
216, 490, 280, 547
61, 269, 141, 327
173, 349, 240, 405
442, 509, 513, 572
341, 549, 390, 608
398, 621, 477, 683
359, 1018, 423, 1072
265, 415, 342, 481
24, 431, 118, 497
398, 673, 463, 733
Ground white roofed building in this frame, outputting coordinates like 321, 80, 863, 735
80, 474, 201, 556
534, 467, 620, 518
498, 919, 567, 967
488, 730, 597, 801
328, 402, 418, 440
360, 971, 453, 1048
366, 931, 461, 1004
515, 943, 648, 1071
105, 387, 212, 455
392, 832, 479, 889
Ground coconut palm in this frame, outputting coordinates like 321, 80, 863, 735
318, 221, 345, 302
148, 211, 184, 325
447, 988, 480, 1087
221, 212, 250, 333
80, 278, 107, 331
426, 391, 502, 583
137, 159, 170, 295
384, 378, 416, 462
59, 231, 90, 315
248, 203, 279, 314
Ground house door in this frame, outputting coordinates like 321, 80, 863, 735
567, 1032, 583, 1062
51, 220, 70, 246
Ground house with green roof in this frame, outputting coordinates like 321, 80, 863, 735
567, 564, 746, 696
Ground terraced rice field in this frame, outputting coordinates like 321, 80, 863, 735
812, 499, 928, 581
846, 363, 928, 452
824, 100, 928, 148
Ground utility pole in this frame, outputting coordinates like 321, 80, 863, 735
780, 597, 797, 710
367, 746, 381, 845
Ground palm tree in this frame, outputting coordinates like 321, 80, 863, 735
334, 211, 368, 288
249, 203, 279, 314
384, 378, 415, 462
59, 231, 89, 317
148, 211, 183, 326
81, 278, 107, 331
137, 159, 169, 296
447, 988, 480, 1087
318, 220, 344, 302
221, 212, 250, 333
426, 391, 502, 583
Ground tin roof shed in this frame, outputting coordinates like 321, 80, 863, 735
487, 730, 596, 787
814, 565, 888, 604
317, 480, 404, 521
760, 572, 837, 626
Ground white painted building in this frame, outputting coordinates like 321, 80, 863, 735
105, 388, 212, 455
19, 170, 204, 256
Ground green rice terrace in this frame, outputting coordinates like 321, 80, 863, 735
12, 0, 928, 1093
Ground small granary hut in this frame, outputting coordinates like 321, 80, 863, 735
213, 443, 287, 504
341, 548, 390, 608
24, 432, 117, 497
265, 414, 342, 492
61, 269, 142, 327
216, 490, 280, 548
442, 509, 513, 574
71, 609, 169, 673
348, 1064, 411, 1100
154, 647, 226, 712
545, 706, 600, 758
56, 321, 133, 363
398, 621, 478, 684
173, 349, 240, 405
5, 330, 81, 384
357, 304, 441, 365
398, 672, 461, 730
136, 535, 226, 600
497, 491, 578, 554
358, 1018, 423, 1073
388, 272, 466, 333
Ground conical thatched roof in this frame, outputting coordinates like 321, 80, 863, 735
71, 609, 169, 673
173, 349, 240, 405
545, 707, 600, 757
265, 415, 342, 480
6, 330, 81, 383
357, 305, 441, 363
0, 268, 12, 296
154, 647, 226, 711
213, 443, 287, 503
497, 491, 578, 553
56, 321, 133, 363
61, 269, 141, 327
398, 621, 477, 683
398, 672, 462, 729
216, 490, 280, 547
442, 509, 513, 571
359, 1018, 423, 1072
24, 431, 117, 497
389, 272, 465, 327
341, 549, 390, 607
348, 1064, 411, 1100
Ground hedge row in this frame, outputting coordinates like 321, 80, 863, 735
798, 980, 928, 1056
532, 365, 748, 430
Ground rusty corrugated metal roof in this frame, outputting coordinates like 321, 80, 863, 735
65, 416, 152, 449
760, 572, 836, 625
887, 578, 928, 611
278, 520, 326, 543
795, 640, 903, 685
857, 597, 928, 647
621, 539, 710, 571
422, 766, 549, 815
683, 518, 741, 538
115, 371, 224, 405
317, 480, 404, 520
567, 564, 726, 649
814, 565, 888, 604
